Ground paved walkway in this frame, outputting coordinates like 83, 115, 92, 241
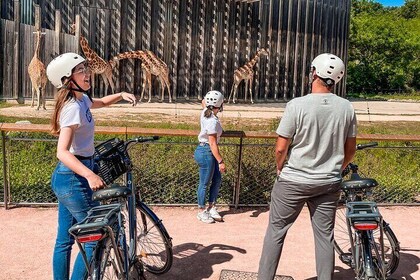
1, 100, 419, 122
0, 206, 419, 279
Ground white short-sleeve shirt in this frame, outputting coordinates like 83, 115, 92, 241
198, 108, 223, 144
59, 94, 95, 157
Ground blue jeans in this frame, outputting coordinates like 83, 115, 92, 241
194, 144, 222, 208
51, 159, 99, 280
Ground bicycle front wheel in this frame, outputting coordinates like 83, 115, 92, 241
134, 202, 173, 274
334, 205, 400, 276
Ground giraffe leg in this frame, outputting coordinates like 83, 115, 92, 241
159, 77, 165, 103
163, 74, 171, 103
165, 73, 172, 103
42, 87, 47, 110
146, 72, 152, 103
105, 69, 115, 95
36, 87, 41, 110
167, 82, 172, 103
232, 84, 239, 104
244, 80, 249, 103
31, 86, 35, 108
101, 74, 109, 96
228, 79, 239, 104
140, 69, 147, 102
228, 83, 234, 104
249, 77, 254, 104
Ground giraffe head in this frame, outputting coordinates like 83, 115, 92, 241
257, 48, 269, 57
69, 23, 76, 35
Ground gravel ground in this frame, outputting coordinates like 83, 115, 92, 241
0, 206, 419, 280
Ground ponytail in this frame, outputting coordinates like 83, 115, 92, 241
204, 106, 213, 118
50, 81, 76, 135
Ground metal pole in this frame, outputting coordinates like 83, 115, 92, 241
2, 131, 9, 209
13, 0, 20, 101
234, 135, 244, 208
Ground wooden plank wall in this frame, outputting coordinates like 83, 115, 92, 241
0, 0, 351, 102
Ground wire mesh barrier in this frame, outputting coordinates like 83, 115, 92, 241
0, 132, 419, 207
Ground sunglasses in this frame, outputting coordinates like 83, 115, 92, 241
73, 66, 92, 75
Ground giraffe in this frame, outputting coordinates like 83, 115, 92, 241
79, 36, 115, 95
28, 30, 48, 110
144, 51, 171, 103
111, 50, 171, 103
228, 48, 269, 104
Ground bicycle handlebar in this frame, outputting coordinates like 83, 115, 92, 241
356, 142, 378, 150
125, 136, 160, 150
342, 142, 378, 177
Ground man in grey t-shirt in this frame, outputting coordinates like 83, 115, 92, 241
258, 53, 357, 280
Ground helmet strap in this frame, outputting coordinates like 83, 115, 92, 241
68, 79, 93, 102
320, 77, 335, 87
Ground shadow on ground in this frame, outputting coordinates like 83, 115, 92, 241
305, 248, 420, 280
218, 207, 270, 219
145, 243, 246, 280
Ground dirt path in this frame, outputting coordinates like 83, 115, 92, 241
0, 100, 419, 123
0, 206, 419, 279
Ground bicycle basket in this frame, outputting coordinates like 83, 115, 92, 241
94, 138, 131, 185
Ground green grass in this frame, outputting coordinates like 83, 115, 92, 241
358, 122, 420, 135
0, 101, 16, 109
347, 92, 420, 101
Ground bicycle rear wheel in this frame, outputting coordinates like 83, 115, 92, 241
134, 202, 173, 274
95, 238, 123, 280
334, 204, 400, 275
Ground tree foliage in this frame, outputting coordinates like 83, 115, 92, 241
347, 0, 419, 94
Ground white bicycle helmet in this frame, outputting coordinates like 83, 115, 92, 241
46, 52, 86, 88
205, 90, 224, 107
311, 53, 345, 85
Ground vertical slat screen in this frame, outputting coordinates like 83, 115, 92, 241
0, 0, 351, 101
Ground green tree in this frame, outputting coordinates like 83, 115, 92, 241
351, 0, 384, 15
399, 0, 419, 19
347, 1, 420, 93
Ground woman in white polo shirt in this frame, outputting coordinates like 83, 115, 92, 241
46, 52, 137, 280
194, 90, 226, 223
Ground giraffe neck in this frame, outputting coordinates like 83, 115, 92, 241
247, 52, 262, 68
34, 32, 41, 59
80, 36, 96, 60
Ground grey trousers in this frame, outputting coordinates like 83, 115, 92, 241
258, 177, 341, 280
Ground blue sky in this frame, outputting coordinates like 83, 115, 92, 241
376, 0, 405, 7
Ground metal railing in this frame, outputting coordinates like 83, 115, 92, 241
1, 124, 419, 209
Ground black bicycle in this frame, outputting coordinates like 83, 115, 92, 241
69, 137, 173, 279
334, 142, 400, 279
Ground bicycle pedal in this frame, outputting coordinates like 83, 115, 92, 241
340, 253, 353, 266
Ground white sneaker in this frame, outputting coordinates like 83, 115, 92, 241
197, 210, 215, 224
208, 207, 223, 222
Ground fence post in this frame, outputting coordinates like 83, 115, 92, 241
13, 0, 20, 101
234, 134, 244, 208
0, 0, 2, 98
2, 131, 9, 209
54, 9, 61, 55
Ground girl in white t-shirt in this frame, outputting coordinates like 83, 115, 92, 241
194, 90, 226, 224
46, 52, 137, 280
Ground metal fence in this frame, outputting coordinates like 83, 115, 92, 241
1, 127, 419, 208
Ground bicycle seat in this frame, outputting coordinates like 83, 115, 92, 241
93, 184, 132, 201
341, 178, 378, 191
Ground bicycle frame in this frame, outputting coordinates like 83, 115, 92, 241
69, 136, 171, 279
69, 203, 129, 279
344, 197, 387, 279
